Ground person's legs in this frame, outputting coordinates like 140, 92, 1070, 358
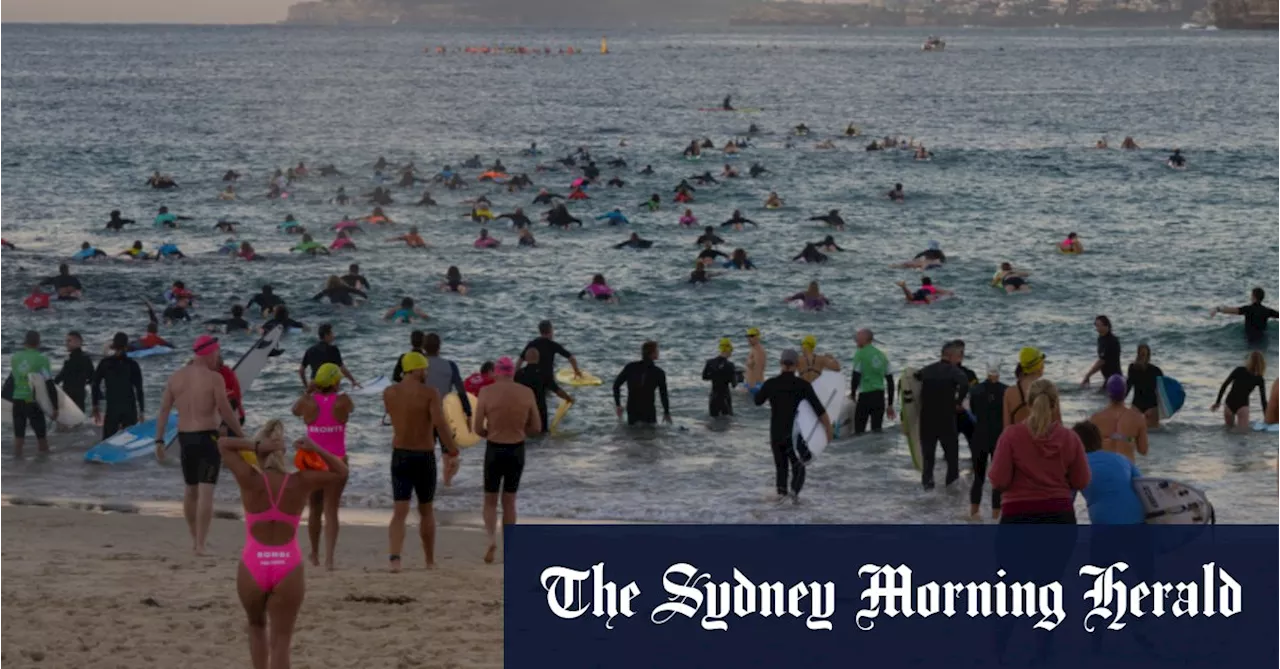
322, 473, 345, 570
770, 441, 789, 496
236, 563, 269, 669
183, 484, 199, 550
419, 503, 436, 569
1233, 407, 1251, 433
867, 391, 885, 432
265, 567, 306, 669
942, 431, 961, 486
417, 453, 439, 568
920, 429, 940, 489
307, 489, 324, 566
853, 394, 872, 435
31, 405, 49, 452
1143, 407, 1160, 429
1222, 406, 1234, 427
787, 445, 806, 496
12, 400, 28, 457
196, 483, 216, 555
482, 443, 502, 563
388, 501, 409, 573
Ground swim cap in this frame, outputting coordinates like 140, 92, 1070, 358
718, 338, 733, 353
192, 335, 220, 357
400, 352, 429, 373
801, 335, 817, 350
314, 363, 342, 389
1106, 374, 1127, 402
746, 327, 761, 337
494, 356, 516, 376
986, 359, 1000, 376
928, 240, 940, 250
1018, 347, 1045, 375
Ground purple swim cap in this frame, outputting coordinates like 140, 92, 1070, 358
1105, 374, 1127, 401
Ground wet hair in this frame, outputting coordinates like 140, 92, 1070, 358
446, 266, 461, 282
274, 305, 289, 320
592, 274, 606, 285
1026, 379, 1060, 438
231, 305, 244, 318
1001, 262, 1012, 271
24, 330, 40, 347
59, 263, 70, 274
424, 332, 442, 356
146, 323, 158, 334
324, 275, 342, 291
1095, 315, 1112, 332
400, 297, 414, 308
1245, 350, 1266, 377
410, 330, 425, 349
1072, 421, 1103, 454
538, 320, 553, 336
641, 340, 658, 360
480, 361, 495, 374
806, 281, 820, 297
1253, 287, 1265, 303
349, 264, 359, 273
732, 248, 747, 264
112, 332, 129, 349
1135, 343, 1151, 367
261, 284, 273, 294
67, 331, 83, 343
318, 323, 333, 340
921, 277, 933, 286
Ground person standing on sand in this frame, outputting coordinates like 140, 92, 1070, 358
1089, 375, 1149, 464
156, 335, 246, 555
753, 349, 832, 504
291, 363, 353, 571
744, 327, 766, 395
472, 356, 541, 563
383, 352, 457, 572
218, 420, 348, 669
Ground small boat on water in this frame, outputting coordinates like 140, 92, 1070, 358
922, 36, 945, 51
1181, 22, 1207, 29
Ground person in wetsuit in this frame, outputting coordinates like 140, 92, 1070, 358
808, 209, 846, 230
720, 210, 756, 229
105, 210, 135, 231
312, 275, 367, 306
888, 183, 905, 201
968, 360, 1007, 519
1213, 351, 1268, 432
1211, 286, 1279, 346
341, 264, 370, 292
606, 176, 626, 188
545, 204, 582, 228
416, 191, 437, 206
748, 162, 769, 178
496, 208, 534, 229
814, 236, 844, 252
792, 243, 828, 264
55, 331, 95, 412
92, 332, 146, 440
261, 305, 306, 335
638, 165, 654, 175
614, 233, 653, 250
696, 243, 729, 265
246, 285, 284, 317
702, 338, 741, 417
695, 227, 724, 247
612, 341, 671, 426
74, 242, 107, 260
1125, 343, 1163, 428
726, 248, 755, 270
1081, 315, 1122, 389
517, 320, 581, 433
204, 304, 251, 334
915, 341, 971, 490
1167, 148, 1185, 167
722, 95, 733, 111
595, 209, 630, 225
693, 171, 719, 185
753, 349, 831, 503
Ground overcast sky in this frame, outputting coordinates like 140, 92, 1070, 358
4, 0, 297, 23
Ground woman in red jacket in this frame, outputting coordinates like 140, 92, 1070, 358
989, 379, 1091, 524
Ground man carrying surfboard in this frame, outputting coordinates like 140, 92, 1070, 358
517, 320, 581, 433
754, 349, 832, 504
6, 331, 55, 457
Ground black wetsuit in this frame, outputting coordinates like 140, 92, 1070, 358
496, 212, 534, 229
582, 163, 600, 180
312, 286, 366, 306
697, 248, 729, 262
1126, 363, 1164, 413
246, 292, 284, 314
1216, 367, 1266, 414
968, 379, 1007, 510
417, 194, 437, 206
694, 174, 719, 185
532, 192, 562, 205
162, 305, 191, 323
41, 274, 83, 296
615, 238, 653, 250
809, 212, 846, 228
91, 353, 144, 440
546, 207, 582, 228
695, 232, 724, 246
514, 364, 550, 434
753, 371, 825, 495
607, 177, 626, 187
341, 273, 370, 291
913, 249, 946, 264
702, 355, 739, 417
793, 245, 828, 264
390, 347, 426, 383
639, 166, 654, 175
720, 214, 757, 228
914, 360, 970, 489
105, 215, 135, 231
205, 317, 251, 333
301, 342, 344, 379
521, 336, 573, 396
613, 359, 670, 425
1238, 303, 1279, 344
1097, 332, 1122, 379
55, 348, 95, 411
261, 317, 305, 333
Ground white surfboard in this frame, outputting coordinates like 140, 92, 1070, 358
30, 372, 86, 427
1133, 477, 1214, 525
792, 370, 847, 462
898, 367, 923, 470
351, 375, 392, 396
232, 326, 284, 391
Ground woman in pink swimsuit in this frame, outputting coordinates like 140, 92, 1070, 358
291, 363, 353, 570
219, 419, 347, 669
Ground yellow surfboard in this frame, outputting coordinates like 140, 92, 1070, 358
556, 368, 603, 387
550, 400, 573, 432
443, 392, 481, 448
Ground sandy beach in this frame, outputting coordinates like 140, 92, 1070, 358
1, 504, 503, 668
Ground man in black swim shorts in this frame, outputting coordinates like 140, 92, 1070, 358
472, 356, 541, 563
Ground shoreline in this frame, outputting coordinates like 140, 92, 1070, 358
1, 503, 504, 668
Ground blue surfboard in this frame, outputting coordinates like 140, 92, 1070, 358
127, 346, 174, 359
1156, 376, 1185, 420
84, 411, 179, 464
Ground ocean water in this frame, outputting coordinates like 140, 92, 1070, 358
2, 25, 1276, 524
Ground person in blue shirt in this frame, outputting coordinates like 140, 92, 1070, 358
1073, 421, 1144, 525
595, 209, 629, 225
155, 242, 186, 260
73, 242, 107, 260
153, 206, 190, 228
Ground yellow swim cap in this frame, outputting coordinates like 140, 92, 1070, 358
801, 335, 817, 350
746, 327, 760, 337
400, 351, 429, 373
1018, 347, 1045, 374
314, 363, 343, 389
718, 337, 734, 353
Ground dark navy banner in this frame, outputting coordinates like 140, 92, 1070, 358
506, 525, 1277, 669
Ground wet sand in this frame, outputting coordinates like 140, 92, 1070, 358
1, 504, 503, 668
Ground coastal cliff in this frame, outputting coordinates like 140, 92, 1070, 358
1211, 0, 1279, 28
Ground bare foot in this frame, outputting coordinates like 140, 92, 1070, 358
325, 560, 335, 572
484, 544, 496, 564
389, 556, 401, 574
309, 552, 320, 567
425, 561, 436, 570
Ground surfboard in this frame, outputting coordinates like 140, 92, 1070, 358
791, 370, 847, 462
898, 367, 923, 470
1250, 421, 1280, 433
556, 368, 602, 387
550, 399, 573, 432
443, 392, 480, 449
83, 411, 180, 464
351, 375, 392, 396
1133, 477, 1214, 525
127, 346, 173, 359
30, 372, 86, 427
1155, 376, 1185, 420
232, 326, 284, 392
